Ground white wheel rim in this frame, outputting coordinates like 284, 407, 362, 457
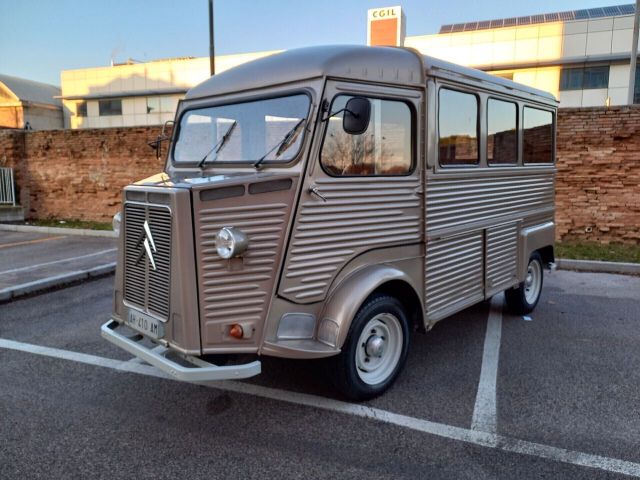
524, 259, 542, 305
355, 313, 403, 386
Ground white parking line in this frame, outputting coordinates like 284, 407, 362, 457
1, 337, 639, 478
471, 295, 503, 433
0, 249, 117, 276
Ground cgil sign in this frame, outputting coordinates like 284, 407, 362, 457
368, 6, 401, 20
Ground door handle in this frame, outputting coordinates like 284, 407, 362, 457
308, 185, 327, 202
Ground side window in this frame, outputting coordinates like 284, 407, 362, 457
487, 98, 517, 165
321, 96, 412, 176
438, 88, 479, 166
523, 107, 554, 164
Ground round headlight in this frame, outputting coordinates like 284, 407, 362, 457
112, 211, 122, 235
216, 227, 248, 259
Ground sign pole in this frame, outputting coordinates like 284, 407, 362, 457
208, 0, 215, 76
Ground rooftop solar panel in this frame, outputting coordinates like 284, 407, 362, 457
437, 4, 634, 34
574, 9, 590, 19
559, 11, 575, 21
587, 8, 606, 18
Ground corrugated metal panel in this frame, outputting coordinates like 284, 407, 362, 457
196, 203, 288, 329
485, 222, 519, 296
425, 172, 554, 236
425, 231, 484, 322
280, 176, 422, 303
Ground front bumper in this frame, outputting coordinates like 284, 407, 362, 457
101, 319, 261, 382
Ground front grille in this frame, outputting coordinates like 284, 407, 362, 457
123, 202, 172, 320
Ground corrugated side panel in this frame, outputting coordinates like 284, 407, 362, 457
425, 231, 484, 322
279, 176, 422, 303
485, 222, 519, 297
425, 172, 554, 234
196, 202, 289, 346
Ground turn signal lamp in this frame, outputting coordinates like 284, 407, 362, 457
229, 324, 244, 339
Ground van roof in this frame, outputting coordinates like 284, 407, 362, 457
185, 45, 557, 104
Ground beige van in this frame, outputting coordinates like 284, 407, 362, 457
102, 45, 557, 400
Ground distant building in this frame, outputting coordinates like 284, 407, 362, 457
0, 74, 63, 130
60, 51, 279, 129
60, 3, 640, 130
369, 4, 640, 107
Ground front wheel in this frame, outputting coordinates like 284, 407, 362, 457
331, 294, 410, 401
505, 252, 544, 315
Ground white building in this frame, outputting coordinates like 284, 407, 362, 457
60, 51, 279, 129
380, 4, 640, 107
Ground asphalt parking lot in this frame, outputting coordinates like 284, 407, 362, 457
0, 269, 639, 479
0, 230, 116, 299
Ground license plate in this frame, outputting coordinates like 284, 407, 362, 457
126, 309, 164, 339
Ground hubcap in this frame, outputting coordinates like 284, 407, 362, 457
524, 259, 542, 305
355, 313, 403, 385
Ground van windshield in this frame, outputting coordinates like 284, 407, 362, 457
173, 94, 310, 165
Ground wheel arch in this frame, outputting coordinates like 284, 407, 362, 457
317, 265, 424, 350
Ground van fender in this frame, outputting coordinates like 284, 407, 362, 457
317, 264, 419, 350
519, 221, 555, 279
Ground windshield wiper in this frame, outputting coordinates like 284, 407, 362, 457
253, 118, 306, 169
196, 120, 238, 168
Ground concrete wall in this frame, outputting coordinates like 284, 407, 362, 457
0, 107, 639, 244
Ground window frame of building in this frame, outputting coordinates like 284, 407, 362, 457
634, 65, 640, 104
320, 94, 415, 177
559, 66, 609, 91
522, 106, 555, 165
75, 101, 87, 117
486, 97, 518, 166
437, 87, 480, 167
98, 99, 122, 116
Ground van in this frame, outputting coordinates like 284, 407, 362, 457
102, 45, 557, 400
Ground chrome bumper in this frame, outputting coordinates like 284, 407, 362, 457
101, 319, 261, 382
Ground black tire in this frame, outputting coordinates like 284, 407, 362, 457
505, 252, 544, 315
331, 294, 410, 401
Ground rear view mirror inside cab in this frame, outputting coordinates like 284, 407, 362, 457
343, 97, 371, 135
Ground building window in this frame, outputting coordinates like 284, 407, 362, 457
487, 98, 517, 165
523, 107, 554, 164
98, 99, 122, 116
76, 101, 87, 117
438, 88, 479, 166
321, 95, 413, 176
560, 66, 609, 91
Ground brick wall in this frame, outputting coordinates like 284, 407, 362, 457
556, 106, 640, 244
0, 106, 639, 244
0, 127, 165, 221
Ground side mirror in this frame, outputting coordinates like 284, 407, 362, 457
343, 97, 371, 135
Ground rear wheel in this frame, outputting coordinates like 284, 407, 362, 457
505, 252, 544, 315
332, 294, 410, 401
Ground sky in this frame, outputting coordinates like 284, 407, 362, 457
0, 0, 624, 86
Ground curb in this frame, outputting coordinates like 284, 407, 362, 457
0, 262, 116, 302
556, 258, 640, 275
0, 223, 117, 238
